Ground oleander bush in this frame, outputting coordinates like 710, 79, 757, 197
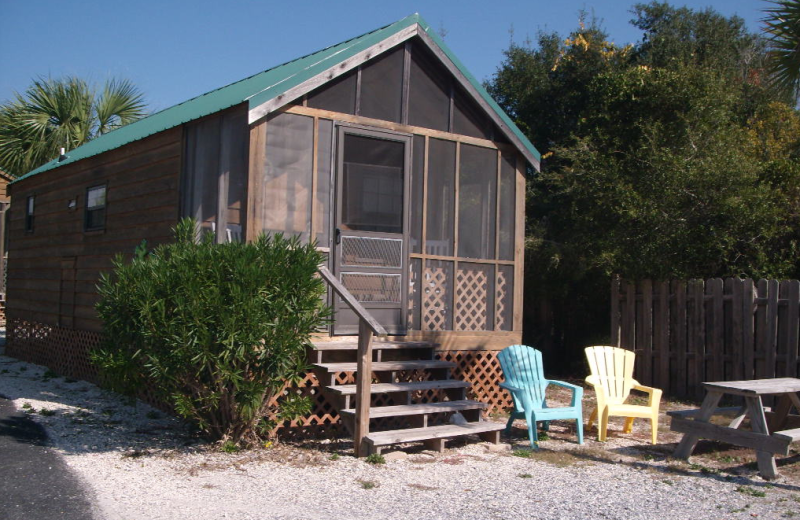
93, 218, 330, 445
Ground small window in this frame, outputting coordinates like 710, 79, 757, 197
85, 185, 106, 231
25, 195, 34, 233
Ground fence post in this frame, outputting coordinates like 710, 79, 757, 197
656, 281, 670, 392
743, 279, 755, 380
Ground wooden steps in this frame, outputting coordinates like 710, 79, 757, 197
340, 400, 487, 419
310, 338, 503, 455
313, 360, 455, 373
327, 380, 470, 396
365, 422, 505, 453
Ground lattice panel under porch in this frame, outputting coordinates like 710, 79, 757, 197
435, 350, 511, 416
455, 263, 494, 331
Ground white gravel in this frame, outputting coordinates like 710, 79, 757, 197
1, 350, 798, 520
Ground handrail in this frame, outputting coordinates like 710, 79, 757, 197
317, 265, 384, 456
317, 266, 387, 336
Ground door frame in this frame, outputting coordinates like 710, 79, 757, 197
330, 122, 412, 335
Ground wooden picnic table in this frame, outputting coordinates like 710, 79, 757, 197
668, 378, 800, 480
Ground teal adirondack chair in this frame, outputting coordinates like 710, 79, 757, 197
498, 344, 584, 447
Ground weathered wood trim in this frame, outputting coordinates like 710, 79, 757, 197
513, 153, 525, 332
412, 28, 540, 171
402, 330, 521, 350
283, 105, 507, 150
248, 25, 419, 124
246, 120, 266, 242
409, 253, 514, 266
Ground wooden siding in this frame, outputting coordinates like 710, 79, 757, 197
6, 128, 183, 332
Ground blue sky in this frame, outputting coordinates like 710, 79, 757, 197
0, 0, 766, 113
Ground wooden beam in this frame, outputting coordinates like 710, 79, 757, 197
513, 153, 525, 332
246, 120, 266, 242
283, 105, 507, 151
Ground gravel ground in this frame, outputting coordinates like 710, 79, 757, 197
1, 351, 799, 520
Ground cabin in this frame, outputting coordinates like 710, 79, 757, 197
5, 14, 541, 450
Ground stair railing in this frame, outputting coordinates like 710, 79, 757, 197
317, 266, 387, 456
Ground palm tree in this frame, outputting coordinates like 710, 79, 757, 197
0, 77, 146, 177
764, 0, 800, 100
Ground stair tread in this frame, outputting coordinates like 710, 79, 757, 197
310, 341, 433, 351
327, 380, 470, 395
340, 399, 487, 418
313, 360, 455, 372
366, 421, 505, 446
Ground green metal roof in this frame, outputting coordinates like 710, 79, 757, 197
16, 14, 539, 183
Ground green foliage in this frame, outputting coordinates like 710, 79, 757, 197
0, 76, 146, 177
487, 1, 800, 373
92, 218, 330, 446
365, 453, 386, 464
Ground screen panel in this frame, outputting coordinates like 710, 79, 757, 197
307, 70, 357, 114
498, 153, 516, 261
408, 44, 450, 132
359, 46, 404, 123
263, 112, 314, 241
458, 144, 497, 259
425, 138, 456, 256
341, 134, 405, 234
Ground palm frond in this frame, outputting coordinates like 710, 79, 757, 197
94, 78, 146, 135
763, 0, 800, 99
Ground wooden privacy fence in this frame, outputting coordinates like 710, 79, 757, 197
611, 277, 800, 399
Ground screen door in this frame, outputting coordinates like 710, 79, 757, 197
332, 126, 410, 335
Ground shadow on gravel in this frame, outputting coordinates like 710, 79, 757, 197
0, 355, 205, 457
584, 444, 800, 493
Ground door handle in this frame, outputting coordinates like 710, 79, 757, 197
335, 228, 341, 245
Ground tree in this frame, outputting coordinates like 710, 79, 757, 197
0, 77, 146, 177
763, 0, 800, 100
487, 1, 800, 372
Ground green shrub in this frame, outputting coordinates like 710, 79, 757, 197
92, 219, 330, 446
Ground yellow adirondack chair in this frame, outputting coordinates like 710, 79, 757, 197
584, 346, 662, 444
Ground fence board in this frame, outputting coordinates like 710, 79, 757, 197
657, 281, 670, 389
788, 281, 800, 379
755, 279, 768, 380
766, 279, 779, 379
674, 281, 687, 397
743, 279, 755, 380
640, 279, 653, 385
611, 275, 620, 347
614, 276, 800, 399
709, 278, 724, 382
730, 278, 744, 381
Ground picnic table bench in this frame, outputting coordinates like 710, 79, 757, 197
667, 378, 800, 480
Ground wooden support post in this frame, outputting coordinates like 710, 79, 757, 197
354, 318, 373, 457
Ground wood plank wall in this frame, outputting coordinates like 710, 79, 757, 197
7, 128, 183, 332
611, 276, 800, 399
